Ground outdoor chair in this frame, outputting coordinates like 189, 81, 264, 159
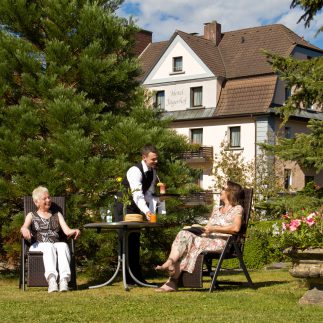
19, 196, 77, 290
179, 188, 254, 292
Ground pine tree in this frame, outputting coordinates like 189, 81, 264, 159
0, 0, 195, 251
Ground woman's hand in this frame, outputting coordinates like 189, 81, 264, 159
21, 227, 32, 241
68, 229, 81, 240
204, 225, 215, 235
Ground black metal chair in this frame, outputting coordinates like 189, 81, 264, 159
19, 196, 77, 290
179, 188, 254, 292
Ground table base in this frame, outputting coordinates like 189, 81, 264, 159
88, 229, 158, 291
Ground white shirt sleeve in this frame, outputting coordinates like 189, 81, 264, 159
127, 166, 157, 214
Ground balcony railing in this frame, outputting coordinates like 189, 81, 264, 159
182, 146, 213, 162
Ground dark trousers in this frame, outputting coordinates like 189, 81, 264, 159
114, 200, 144, 282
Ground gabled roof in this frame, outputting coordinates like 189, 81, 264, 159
138, 30, 226, 82
218, 24, 322, 78
176, 30, 226, 77
139, 23, 322, 81
214, 75, 278, 116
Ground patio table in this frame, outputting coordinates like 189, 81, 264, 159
84, 221, 163, 291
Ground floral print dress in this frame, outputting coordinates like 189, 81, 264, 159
173, 205, 243, 273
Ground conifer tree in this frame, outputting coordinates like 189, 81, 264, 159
264, 0, 323, 173
0, 0, 194, 237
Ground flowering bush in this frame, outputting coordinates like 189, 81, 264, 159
273, 209, 323, 250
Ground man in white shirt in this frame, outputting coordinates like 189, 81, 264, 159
114, 144, 158, 283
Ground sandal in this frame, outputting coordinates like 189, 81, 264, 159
155, 277, 178, 292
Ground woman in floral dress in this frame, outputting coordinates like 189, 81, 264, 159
155, 180, 244, 292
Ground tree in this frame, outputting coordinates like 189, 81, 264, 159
0, 1, 197, 264
291, 0, 323, 32
212, 141, 283, 219
212, 141, 254, 189
264, 0, 323, 173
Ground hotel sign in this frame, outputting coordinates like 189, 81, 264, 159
167, 89, 187, 108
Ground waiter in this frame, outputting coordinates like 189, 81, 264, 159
114, 144, 158, 284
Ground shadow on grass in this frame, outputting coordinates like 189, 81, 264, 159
76, 276, 127, 290
181, 280, 290, 292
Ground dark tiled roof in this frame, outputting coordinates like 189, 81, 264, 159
138, 41, 168, 80
176, 31, 226, 77
214, 75, 278, 116
139, 23, 322, 119
218, 24, 322, 78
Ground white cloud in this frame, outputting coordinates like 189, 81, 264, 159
118, 0, 322, 48
276, 9, 323, 46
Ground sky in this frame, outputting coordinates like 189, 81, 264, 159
117, 0, 323, 49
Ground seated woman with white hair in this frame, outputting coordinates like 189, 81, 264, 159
20, 186, 80, 293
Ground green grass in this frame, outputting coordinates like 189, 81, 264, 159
0, 270, 322, 323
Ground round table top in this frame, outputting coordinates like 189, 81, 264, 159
84, 221, 163, 230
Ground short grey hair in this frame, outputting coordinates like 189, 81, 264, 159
32, 186, 49, 202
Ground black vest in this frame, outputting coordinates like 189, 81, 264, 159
121, 162, 154, 214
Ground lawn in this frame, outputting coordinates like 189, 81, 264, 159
0, 269, 322, 323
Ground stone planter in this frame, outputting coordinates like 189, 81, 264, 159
283, 248, 323, 305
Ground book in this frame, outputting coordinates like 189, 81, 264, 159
182, 224, 231, 238
183, 224, 205, 235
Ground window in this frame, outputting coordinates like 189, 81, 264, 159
190, 87, 202, 107
229, 126, 241, 148
190, 128, 203, 145
173, 56, 183, 72
155, 91, 165, 110
285, 87, 291, 101
284, 169, 292, 190
284, 127, 291, 139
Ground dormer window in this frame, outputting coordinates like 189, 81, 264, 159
173, 56, 183, 72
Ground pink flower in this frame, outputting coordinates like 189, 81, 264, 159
289, 219, 301, 232
306, 214, 316, 227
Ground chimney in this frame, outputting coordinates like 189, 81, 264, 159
133, 29, 153, 55
204, 21, 221, 45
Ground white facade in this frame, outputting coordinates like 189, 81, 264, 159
141, 31, 323, 191
173, 118, 256, 191
144, 35, 214, 86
